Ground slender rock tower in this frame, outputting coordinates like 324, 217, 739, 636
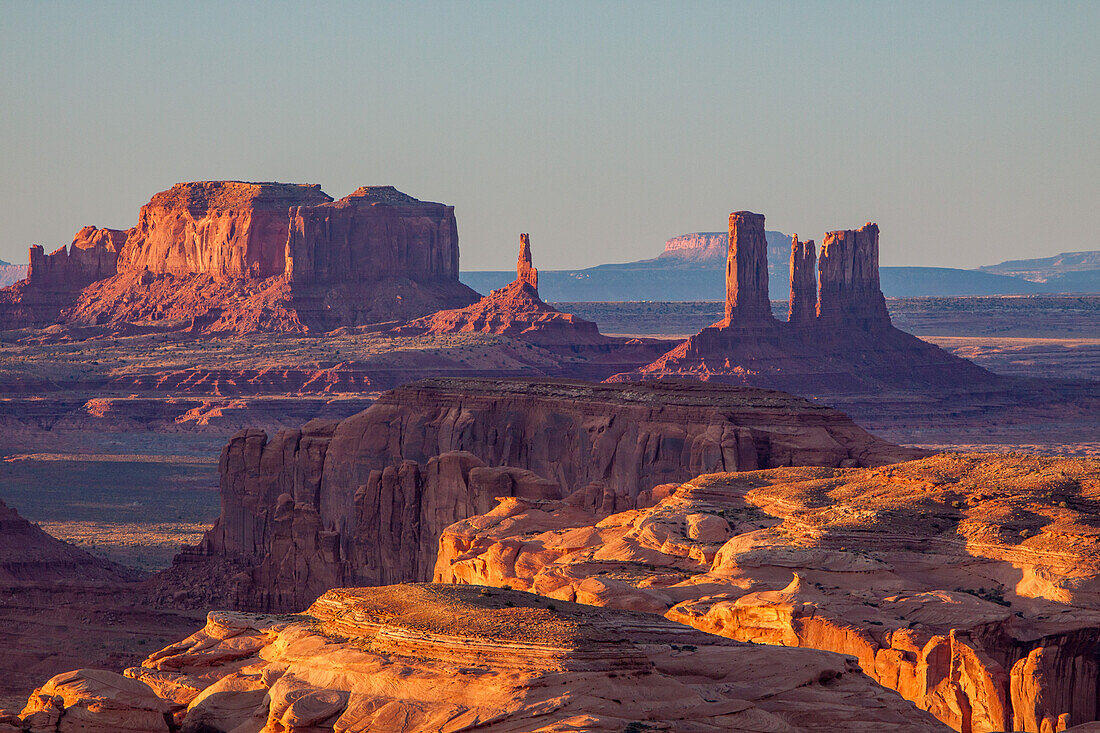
787, 235, 817, 325
517, 233, 538, 291
724, 211, 773, 325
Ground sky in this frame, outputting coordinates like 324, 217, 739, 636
1, 1, 1096, 271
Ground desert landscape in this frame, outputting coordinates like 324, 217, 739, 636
1, 4, 1098, 732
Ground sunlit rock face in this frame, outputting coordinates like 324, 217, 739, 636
13, 583, 950, 732
435, 453, 1100, 733
0, 181, 480, 332
117, 181, 333, 278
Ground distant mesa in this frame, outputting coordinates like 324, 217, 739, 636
0, 181, 479, 333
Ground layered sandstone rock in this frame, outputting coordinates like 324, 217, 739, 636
436, 453, 1100, 733
12, 584, 949, 732
0, 227, 127, 329
724, 211, 773, 325
817, 222, 892, 328
285, 186, 461, 286
165, 377, 921, 611
0, 498, 141, 583
396, 234, 605, 346
116, 181, 332, 278
788, 234, 817, 325
0, 181, 481, 333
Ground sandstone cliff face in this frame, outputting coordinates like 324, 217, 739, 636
285, 186, 460, 286
724, 211, 773, 324
516, 232, 537, 288
174, 377, 921, 611
817, 222, 892, 329
436, 453, 1100, 733
9, 584, 950, 732
28, 226, 125, 289
117, 182, 332, 278
788, 234, 817, 325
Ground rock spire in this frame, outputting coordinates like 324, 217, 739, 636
816, 223, 891, 329
787, 234, 817, 325
725, 211, 773, 325
517, 233, 538, 290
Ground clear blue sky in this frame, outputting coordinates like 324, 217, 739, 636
1, 1, 1096, 270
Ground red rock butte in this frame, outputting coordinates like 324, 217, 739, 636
0, 181, 479, 332
612, 209, 996, 395
396, 233, 606, 346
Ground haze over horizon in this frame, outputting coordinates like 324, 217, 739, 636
1, 1, 1096, 271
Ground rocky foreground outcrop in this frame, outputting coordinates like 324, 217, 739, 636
436, 453, 1100, 733
7, 583, 949, 732
161, 377, 921, 612
0, 181, 479, 332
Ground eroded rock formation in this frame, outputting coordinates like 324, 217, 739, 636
724, 211, 773, 325
788, 234, 817, 325
436, 453, 1100, 733
396, 234, 605, 346
614, 211, 996, 395
117, 182, 332, 278
9, 584, 950, 732
0, 181, 480, 332
817, 222, 891, 328
161, 377, 921, 612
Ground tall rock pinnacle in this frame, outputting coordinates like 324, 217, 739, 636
788, 235, 817, 325
724, 211, 773, 325
517, 233, 538, 291
817, 223, 891, 329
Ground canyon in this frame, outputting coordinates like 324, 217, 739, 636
435, 453, 1100, 733
159, 376, 920, 612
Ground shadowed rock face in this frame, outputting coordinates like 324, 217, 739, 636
788, 234, 817, 325
161, 377, 921, 612
11, 584, 950, 732
435, 453, 1100, 733
285, 186, 461, 286
818, 222, 891, 328
0, 498, 141, 583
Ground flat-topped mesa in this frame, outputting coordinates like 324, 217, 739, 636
285, 186, 461, 286
117, 181, 333, 279
516, 232, 538, 290
816, 222, 891, 329
27, 226, 126, 290
787, 234, 817, 325
724, 211, 774, 326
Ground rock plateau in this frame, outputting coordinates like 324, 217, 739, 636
436, 453, 1100, 733
8, 583, 949, 732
